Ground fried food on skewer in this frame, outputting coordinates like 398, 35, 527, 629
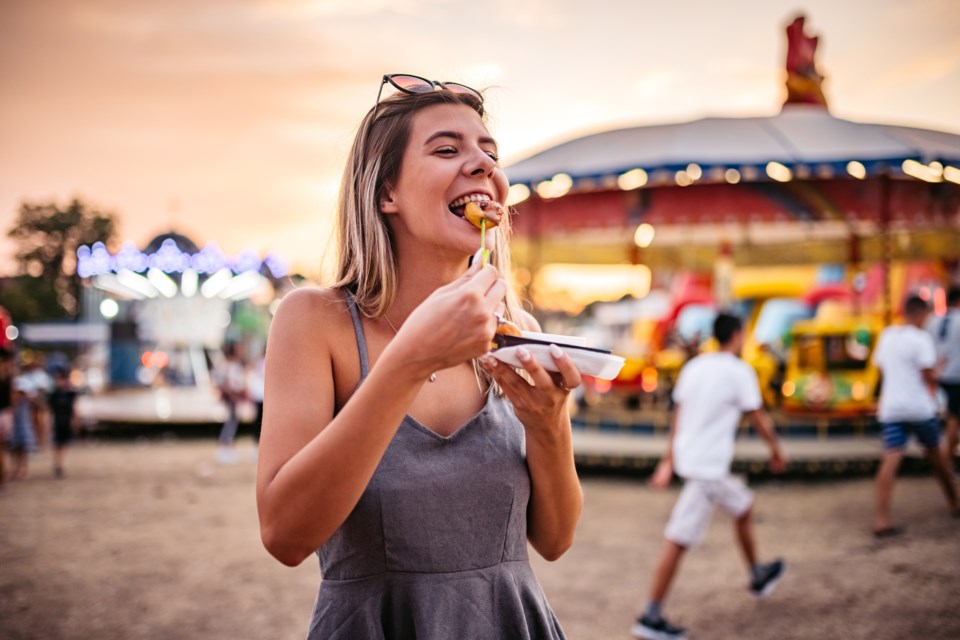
464, 201, 502, 229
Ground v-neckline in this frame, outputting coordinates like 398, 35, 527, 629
403, 388, 494, 442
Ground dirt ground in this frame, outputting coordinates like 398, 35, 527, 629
1, 435, 958, 640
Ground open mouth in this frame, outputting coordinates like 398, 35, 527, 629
448, 193, 491, 218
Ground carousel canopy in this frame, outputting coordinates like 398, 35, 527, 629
506, 104, 960, 188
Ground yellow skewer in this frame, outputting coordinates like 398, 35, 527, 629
481, 219, 488, 267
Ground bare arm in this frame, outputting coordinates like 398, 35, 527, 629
481, 312, 582, 561
650, 407, 679, 489
256, 264, 507, 566
922, 367, 938, 396
746, 408, 786, 473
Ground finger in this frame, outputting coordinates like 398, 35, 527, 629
512, 346, 557, 390
451, 263, 499, 300
465, 248, 484, 274
483, 278, 508, 307
480, 354, 529, 394
548, 344, 582, 390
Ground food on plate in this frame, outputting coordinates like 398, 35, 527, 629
495, 317, 522, 337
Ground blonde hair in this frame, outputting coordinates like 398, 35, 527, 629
333, 88, 524, 328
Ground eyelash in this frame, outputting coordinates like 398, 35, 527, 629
436, 147, 500, 162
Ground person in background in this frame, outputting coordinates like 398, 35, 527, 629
48, 367, 79, 478
633, 312, 786, 640
8, 375, 36, 480
215, 343, 247, 464
0, 348, 14, 488
872, 295, 960, 537
927, 285, 960, 460
247, 347, 265, 456
22, 358, 51, 451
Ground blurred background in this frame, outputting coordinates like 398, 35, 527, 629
1, 0, 957, 440
1, 3, 959, 638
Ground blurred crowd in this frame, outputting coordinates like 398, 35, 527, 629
0, 349, 80, 488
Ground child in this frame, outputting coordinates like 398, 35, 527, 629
8, 375, 36, 480
634, 312, 786, 640
48, 367, 79, 478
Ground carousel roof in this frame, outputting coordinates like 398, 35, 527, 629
505, 104, 960, 187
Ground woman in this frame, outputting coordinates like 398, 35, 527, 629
256, 75, 583, 638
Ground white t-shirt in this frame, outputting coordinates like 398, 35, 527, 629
671, 352, 762, 481
872, 324, 937, 422
926, 309, 960, 383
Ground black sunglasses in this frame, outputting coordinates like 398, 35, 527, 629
373, 74, 482, 117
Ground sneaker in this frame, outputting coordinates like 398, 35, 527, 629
750, 559, 786, 599
215, 447, 238, 464
631, 614, 688, 640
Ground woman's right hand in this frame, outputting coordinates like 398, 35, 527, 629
388, 253, 507, 380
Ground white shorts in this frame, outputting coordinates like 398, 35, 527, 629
664, 475, 754, 548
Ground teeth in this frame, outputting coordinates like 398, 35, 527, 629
449, 193, 492, 208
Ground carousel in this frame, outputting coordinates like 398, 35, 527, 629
503, 15, 960, 440
73, 231, 288, 424
505, 15, 960, 319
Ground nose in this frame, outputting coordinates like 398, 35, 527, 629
464, 148, 496, 178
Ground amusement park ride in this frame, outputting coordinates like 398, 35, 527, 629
68, 232, 286, 424
505, 15, 960, 421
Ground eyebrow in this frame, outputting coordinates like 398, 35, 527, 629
424, 130, 498, 150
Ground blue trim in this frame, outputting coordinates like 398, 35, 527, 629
508, 155, 958, 190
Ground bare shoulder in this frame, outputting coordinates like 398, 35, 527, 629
273, 286, 348, 325
268, 286, 351, 357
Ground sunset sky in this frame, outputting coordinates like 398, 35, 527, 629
1, 0, 958, 277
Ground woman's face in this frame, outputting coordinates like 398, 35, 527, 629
381, 102, 509, 256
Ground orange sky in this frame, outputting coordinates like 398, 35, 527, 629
1, 0, 958, 277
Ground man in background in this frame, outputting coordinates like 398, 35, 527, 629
633, 313, 787, 640
873, 295, 960, 537
927, 285, 960, 460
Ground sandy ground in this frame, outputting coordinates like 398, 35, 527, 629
1, 436, 958, 640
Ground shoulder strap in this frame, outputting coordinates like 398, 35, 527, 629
343, 290, 370, 381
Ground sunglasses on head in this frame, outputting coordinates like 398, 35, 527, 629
373, 74, 482, 116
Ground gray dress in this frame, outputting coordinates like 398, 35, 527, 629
306, 294, 566, 639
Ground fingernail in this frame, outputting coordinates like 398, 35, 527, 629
480, 356, 497, 369
516, 347, 531, 362
469, 248, 483, 267
549, 344, 564, 358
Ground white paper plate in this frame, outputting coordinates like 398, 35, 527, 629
490, 344, 625, 380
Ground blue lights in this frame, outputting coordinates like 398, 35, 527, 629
77, 240, 289, 279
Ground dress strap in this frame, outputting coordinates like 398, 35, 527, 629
343, 290, 370, 381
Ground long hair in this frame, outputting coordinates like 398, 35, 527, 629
332, 88, 523, 330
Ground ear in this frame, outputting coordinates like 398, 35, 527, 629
380, 186, 400, 215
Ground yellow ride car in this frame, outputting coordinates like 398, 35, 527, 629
780, 316, 882, 417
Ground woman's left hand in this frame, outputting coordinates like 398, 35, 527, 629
480, 344, 582, 442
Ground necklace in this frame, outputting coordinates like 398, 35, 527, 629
382, 314, 438, 382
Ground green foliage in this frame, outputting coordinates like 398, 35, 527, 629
0, 275, 64, 321
4, 198, 117, 320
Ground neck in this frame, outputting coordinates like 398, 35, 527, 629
387, 238, 472, 322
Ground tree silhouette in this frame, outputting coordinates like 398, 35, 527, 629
4, 198, 117, 319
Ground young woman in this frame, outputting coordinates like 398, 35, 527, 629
256, 75, 583, 638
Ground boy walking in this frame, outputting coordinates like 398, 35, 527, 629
633, 313, 787, 640
872, 295, 960, 537
927, 285, 960, 459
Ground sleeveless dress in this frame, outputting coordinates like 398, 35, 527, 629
306, 294, 566, 639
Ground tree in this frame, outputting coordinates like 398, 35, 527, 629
4, 198, 117, 319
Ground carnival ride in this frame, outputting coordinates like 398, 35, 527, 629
505, 15, 959, 433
